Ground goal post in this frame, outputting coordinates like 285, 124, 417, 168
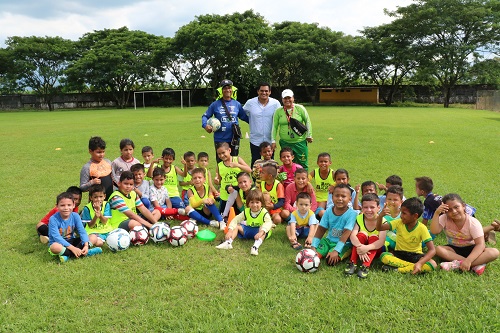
133, 90, 191, 109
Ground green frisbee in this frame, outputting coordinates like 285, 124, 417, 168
196, 229, 217, 242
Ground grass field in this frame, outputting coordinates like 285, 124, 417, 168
0, 106, 499, 332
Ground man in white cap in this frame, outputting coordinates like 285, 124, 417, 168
271, 89, 313, 169
243, 82, 281, 167
202, 79, 249, 162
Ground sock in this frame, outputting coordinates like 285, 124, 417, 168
158, 207, 177, 216
223, 191, 238, 217
227, 238, 233, 244
59, 247, 73, 257
253, 238, 263, 249
188, 210, 211, 225
37, 224, 49, 236
380, 252, 413, 268
174, 214, 190, 221
208, 204, 223, 222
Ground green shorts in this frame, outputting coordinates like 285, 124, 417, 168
316, 238, 352, 260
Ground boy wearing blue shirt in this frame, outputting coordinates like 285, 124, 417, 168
312, 183, 358, 266
49, 192, 102, 263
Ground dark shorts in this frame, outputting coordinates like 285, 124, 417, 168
118, 219, 132, 232
237, 225, 271, 239
393, 250, 424, 264
443, 244, 475, 258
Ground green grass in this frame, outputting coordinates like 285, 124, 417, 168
0, 106, 499, 332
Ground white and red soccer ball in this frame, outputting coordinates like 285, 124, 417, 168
295, 249, 321, 273
169, 226, 188, 247
129, 225, 149, 246
180, 219, 198, 239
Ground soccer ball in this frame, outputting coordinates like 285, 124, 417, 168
180, 219, 198, 239
169, 226, 188, 247
207, 117, 221, 132
295, 249, 321, 273
106, 228, 131, 252
149, 222, 171, 243
129, 225, 150, 246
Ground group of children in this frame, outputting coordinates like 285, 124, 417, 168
38, 136, 500, 277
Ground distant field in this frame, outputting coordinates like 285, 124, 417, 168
0, 106, 498, 332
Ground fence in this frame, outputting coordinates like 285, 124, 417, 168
476, 90, 500, 111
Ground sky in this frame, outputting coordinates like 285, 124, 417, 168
0, 0, 415, 46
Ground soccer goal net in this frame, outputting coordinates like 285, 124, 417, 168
133, 90, 191, 109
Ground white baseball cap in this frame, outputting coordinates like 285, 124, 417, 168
282, 89, 294, 98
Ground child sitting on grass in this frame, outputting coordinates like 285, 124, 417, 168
80, 136, 113, 199
197, 152, 219, 198
149, 167, 184, 219
352, 180, 377, 210
345, 193, 386, 279
37, 186, 82, 244
377, 197, 437, 274
179, 151, 197, 206
286, 192, 318, 250
312, 184, 357, 266
81, 184, 113, 242
49, 192, 102, 263
326, 169, 356, 209
112, 138, 140, 188
141, 146, 156, 181
185, 168, 224, 228
430, 193, 499, 276
278, 147, 301, 189
131, 163, 151, 209
216, 189, 273, 256
283, 168, 317, 216
415, 176, 442, 227
258, 165, 288, 225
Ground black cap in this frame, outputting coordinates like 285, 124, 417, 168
219, 79, 233, 88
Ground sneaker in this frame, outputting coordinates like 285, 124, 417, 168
59, 255, 69, 263
440, 260, 461, 271
471, 264, 486, 276
381, 265, 398, 272
177, 208, 186, 216
219, 221, 227, 230
271, 223, 277, 229
344, 262, 357, 275
87, 247, 103, 257
209, 220, 220, 228
39, 235, 49, 244
216, 241, 233, 250
250, 246, 259, 256
357, 265, 369, 279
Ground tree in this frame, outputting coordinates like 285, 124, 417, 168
66, 27, 160, 108
171, 10, 270, 91
261, 22, 344, 102
464, 57, 500, 87
387, 0, 500, 107
5, 36, 74, 110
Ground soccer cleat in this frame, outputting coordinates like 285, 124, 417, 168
381, 264, 398, 272
209, 220, 220, 228
344, 262, 357, 275
87, 247, 103, 257
250, 246, 259, 256
177, 208, 186, 216
59, 255, 69, 263
357, 265, 369, 279
219, 221, 227, 230
471, 264, 486, 276
440, 260, 461, 271
216, 241, 233, 250
39, 235, 49, 244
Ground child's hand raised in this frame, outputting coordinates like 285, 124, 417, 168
355, 184, 361, 192
435, 203, 449, 215
380, 203, 390, 217
376, 182, 386, 191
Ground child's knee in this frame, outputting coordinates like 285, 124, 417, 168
280, 210, 290, 219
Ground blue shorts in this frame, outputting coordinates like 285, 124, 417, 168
237, 225, 271, 239
170, 196, 185, 209
141, 197, 151, 209
295, 226, 310, 238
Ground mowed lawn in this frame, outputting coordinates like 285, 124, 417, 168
0, 106, 498, 332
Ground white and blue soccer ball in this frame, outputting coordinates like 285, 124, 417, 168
106, 228, 131, 252
207, 117, 221, 132
149, 222, 171, 243
295, 249, 320, 273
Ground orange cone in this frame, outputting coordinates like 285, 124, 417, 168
224, 207, 235, 234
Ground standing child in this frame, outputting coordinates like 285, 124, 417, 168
108, 171, 160, 231
149, 168, 184, 219
131, 163, 151, 209
286, 192, 318, 250
376, 197, 437, 274
216, 189, 273, 256
311, 184, 358, 266
278, 147, 301, 189
36, 186, 82, 244
81, 184, 113, 242
179, 151, 197, 206
430, 193, 499, 275
185, 168, 224, 228
258, 165, 288, 224
310, 152, 335, 218
345, 193, 386, 278
252, 141, 279, 181
48, 192, 102, 263
283, 168, 317, 216
80, 136, 113, 199
214, 142, 251, 220
352, 180, 377, 210
112, 138, 140, 188
197, 151, 219, 198
141, 146, 156, 181
415, 176, 442, 226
